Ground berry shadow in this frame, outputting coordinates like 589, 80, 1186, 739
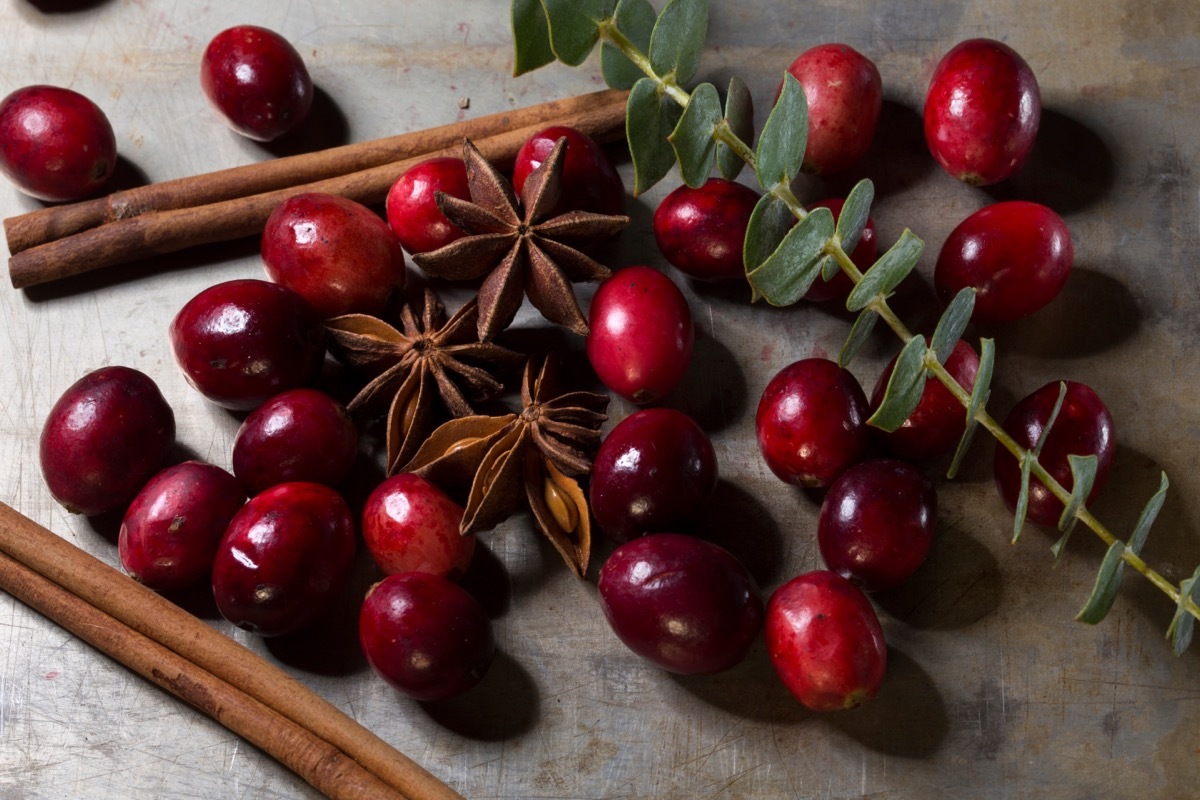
459, 538, 513, 620
663, 324, 747, 435
249, 86, 350, 158
818, 99, 935, 204
82, 507, 124, 548
21, 0, 115, 14
696, 479, 787, 589
669, 636, 811, 725
420, 650, 540, 740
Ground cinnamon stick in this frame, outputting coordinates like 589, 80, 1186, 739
4, 88, 629, 255
0, 500, 465, 800
0, 549, 407, 800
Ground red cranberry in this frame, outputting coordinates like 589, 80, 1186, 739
262, 192, 406, 319
756, 358, 870, 488
653, 178, 759, 283
232, 389, 358, 495
598, 533, 763, 675
0, 85, 116, 202
818, 460, 937, 592
511, 125, 624, 216
765, 570, 887, 711
359, 572, 495, 701
169, 279, 325, 411
802, 197, 878, 303
212, 482, 355, 636
776, 43, 883, 175
589, 409, 718, 543
385, 157, 471, 255
925, 38, 1040, 186
870, 338, 980, 461
39, 366, 175, 516
118, 462, 245, 592
935, 201, 1072, 325
362, 473, 474, 579
586, 266, 693, 404
994, 380, 1115, 527
200, 25, 313, 142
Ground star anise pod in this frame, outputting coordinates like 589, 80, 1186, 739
411, 136, 629, 342
403, 351, 609, 577
324, 289, 522, 474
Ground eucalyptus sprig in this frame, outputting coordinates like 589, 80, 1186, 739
511, 0, 1200, 652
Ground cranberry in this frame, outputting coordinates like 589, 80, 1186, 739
765, 570, 887, 712
934, 201, 1072, 325
597, 534, 763, 675
776, 43, 883, 175
118, 462, 245, 592
586, 266, 693, 404
994, 380, 1115, 527
359, 572, 495, 701
39, 366, 175, 516
802, 197, 878, 303
385, 157, 471, 255
818, 460, 937, 592
362, 473, 474, 579
653, 178, 759, 283
231, 389, 358, 495
924, 38, 1040, 186
0, 85, 116, 202
756, 358, 870, 488
212, 482, 355, 636
869, 338, 980, 461
589, 409, 718, 543
262, 192, 406, 319
200, 25, 313, 142
169, 279, 325, 411
511, 125, 624, 216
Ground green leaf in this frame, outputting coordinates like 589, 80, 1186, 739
867, 337, 929, 432
1129, 472, 1169, 555
648, 0, 707, 85
743, 193, 794, 301
716, 76, 753, 180
846, 229, 924, 312
839, 308, 879, 367
512, 0, 556, 75
1051, 454, 1099, 560
837, 179, 875, 256
542, 0, 615, 66
818, 254, 839, 282
947, 337, 994, 479
1012, 452, 1035, 544
627, 76, 683, 195
600, 0, 655, 89
1167, 564, 1200, 655
746, 207, 834, 306
1076, 541, 1127, 625
930, 288, 976, 364
669, 82, 721, 188
755, 73, 807, 190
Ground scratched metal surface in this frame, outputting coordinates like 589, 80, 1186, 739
1, 1, 1198, 798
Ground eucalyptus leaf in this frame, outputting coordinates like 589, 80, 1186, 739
930, 288, 976, 364
1034, 382, 1070, 456
1012, 452, 1034, 544
837, 179, 875, 255
755, 73, 807, 190
600, 0, 655, 89
512, 0, 556, 76
746, 207, 834, 306
648, 0, 707, 85
669, 82, 722, 188
818, 254, 839, 282
948, 337, 994, 479
1129, 472, 1169, 555
846, 229, 924, 312
1076, 541, 1127, 625
542, 0, 616, 66
717, 76, 753, 180
867, 337, 929, 432
947, 415, 982, 480
1051, 454, 1099, 560
627, 77, 683, 195
743, 192, 796, 293
1167, 564, 1200, 655
839, 308, 879, 367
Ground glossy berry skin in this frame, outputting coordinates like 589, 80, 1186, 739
756, 358, 870, 489
653, 178, 759, 283
994, 381, 1115, 527
232, 389, 358, 495
925, 38, 1040, 186
362, 473, 474, 579
39, 366, 176, 517
802, 198, 878, 303
818, 460, 937, 592
777, 44, 883, 175
169, 279, 325, 411
385, 157, 470, 255
118, 462, 245, 592
870, 338, 980, 461
262, 192, 406, 319
200, 25, 313, 142
511, 125, 624, 216
590, 409, 718, 544
212, 482, 355, 637
935, 201, 1072, 325
359, 572, 495, 701
586, 266, 693, 404
0, 85, 117, 202
598, 534, 763, 675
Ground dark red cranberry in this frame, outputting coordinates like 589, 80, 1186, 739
511, 125, 624, 216
589, 409, 718, 543
212, 482, 355, 636
200, 25, 313, 141
756, 358, 870, 488
802, 197, 878, 303
359, 572, 495, 701
169, 279, 325, 411
385, 157, 471, 254
39, 366, 175, 516
0, 85, 116, 202
653, 178, 760, 283
598, 533, 763, 675
994, 380, 1115, 527
362, 473, 474, 579
118, 462, 245, 592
